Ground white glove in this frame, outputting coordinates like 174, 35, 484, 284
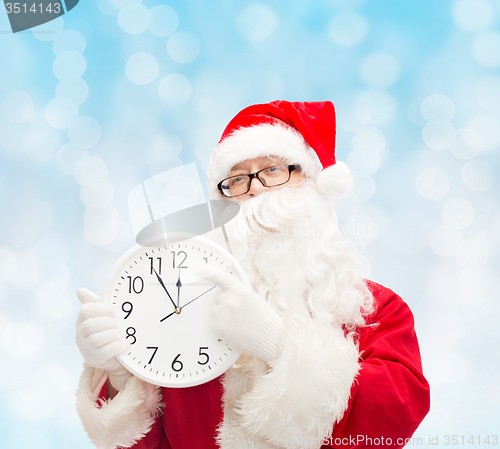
206, 270, 283, 363
75, 288, 132, 390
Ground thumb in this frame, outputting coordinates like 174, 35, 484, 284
76, 288, 101, 305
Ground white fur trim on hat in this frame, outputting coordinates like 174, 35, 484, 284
316, 161, 353, 198
207, 124, 320, 199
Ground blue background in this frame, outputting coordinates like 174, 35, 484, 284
0, 0, 499, 447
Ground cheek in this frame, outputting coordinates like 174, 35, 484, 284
289, 171, 305, 185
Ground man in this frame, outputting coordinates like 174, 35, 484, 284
75, 101, 430, 449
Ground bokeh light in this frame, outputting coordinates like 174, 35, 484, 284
356, 90, 395, 125
416, 168, 450, 200
55, 78, 89, 105
117, 4, 151, 35
158, 74, 192, 106
56, 144, 88, 175
352, 126, 386, 152
80, 180, 115, 206
22, 116, 63, 164
422, 120, 456, 150
475, 76, 500, 115
359, 53, 400, 88
237, 4, 278, 42
441, 198, 475, 230
74, 155, 108, 186
472, 31, 500, 68
461, 159, 495, 192
351, 175, 376, 202
456, 235, 490, 269
68, 117, 102, 149
97, 0, 119, 17
45, 97, 79, 129
327, 11, 368, 47
2, 321, 46, 360
337, 103, 370, 132
148, 5, 179, 37
110, 0, 141, 9
52, 30, 86, 55
449, 128, 481, 160
33, 283, 74, 322
466, 115, 500, 152
121, 32, 155, 57
166, 31, 200, 63
430, 225, 463, 257
144, 132, 183, 166
421, 94, 455, 122
347, 147, 381, 175
125, 52, 159, 84
84, 214, 118, 246
1, 90, 34, 123
407, 98, 427, 127
452, 0, 494, 32
53, 51, 87, 81
84, 202, 118, 223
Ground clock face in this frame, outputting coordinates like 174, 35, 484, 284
102, 236, 248, 388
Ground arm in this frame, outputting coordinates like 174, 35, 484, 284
75, 288, 166, 449
329, 284, 430, 448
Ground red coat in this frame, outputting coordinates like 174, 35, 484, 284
92, 281, 429, 449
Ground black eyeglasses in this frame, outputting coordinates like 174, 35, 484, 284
217, 164, 301, 198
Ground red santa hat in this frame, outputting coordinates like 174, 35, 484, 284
207, 100, 353, 199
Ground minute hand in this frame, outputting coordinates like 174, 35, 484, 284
152, 267, 177, 309
181, 286, 216, 309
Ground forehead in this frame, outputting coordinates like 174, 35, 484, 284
230, 155, 285, 172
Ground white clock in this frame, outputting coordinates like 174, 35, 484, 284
102, 235, 249, 388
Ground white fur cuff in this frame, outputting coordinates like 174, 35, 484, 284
76, 365, 163, 449
248, 312, 284, 364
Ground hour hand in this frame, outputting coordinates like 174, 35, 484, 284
152, 267, 177, 310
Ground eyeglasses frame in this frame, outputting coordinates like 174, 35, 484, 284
217, 164, 302, 198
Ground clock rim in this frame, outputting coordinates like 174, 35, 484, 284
101, 234, 249, 388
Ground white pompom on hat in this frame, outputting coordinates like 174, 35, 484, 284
207, 100, 353, 199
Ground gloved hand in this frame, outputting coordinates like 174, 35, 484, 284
205, 269, 283, 363
75, 288, 132, 390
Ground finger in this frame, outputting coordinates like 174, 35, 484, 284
77, 316, 122, 337
198, 264, 221, 279
98, 339, 131, 361
86, 341, 129, 368
77, 288, 101, 305
86, 329, 128, 350
76, 303, 115, 326
200, 267, 239, 290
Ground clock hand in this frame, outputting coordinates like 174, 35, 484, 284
159, 310, 176, 322
176, 268, 182, 308
152, 267, 177, 310
180, 286, 216, 309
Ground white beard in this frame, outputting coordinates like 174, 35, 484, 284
226, 179, 373, 329
218, 181, 374, 449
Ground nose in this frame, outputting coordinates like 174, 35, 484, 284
247, 176, 267, 197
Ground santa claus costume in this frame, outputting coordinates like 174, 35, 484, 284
76, 101, 430, 449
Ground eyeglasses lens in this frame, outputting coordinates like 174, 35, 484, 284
221, 165, 291, 197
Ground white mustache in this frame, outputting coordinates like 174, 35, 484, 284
236, 180, 326, 236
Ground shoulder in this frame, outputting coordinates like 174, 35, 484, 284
363, 279, 415, 327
